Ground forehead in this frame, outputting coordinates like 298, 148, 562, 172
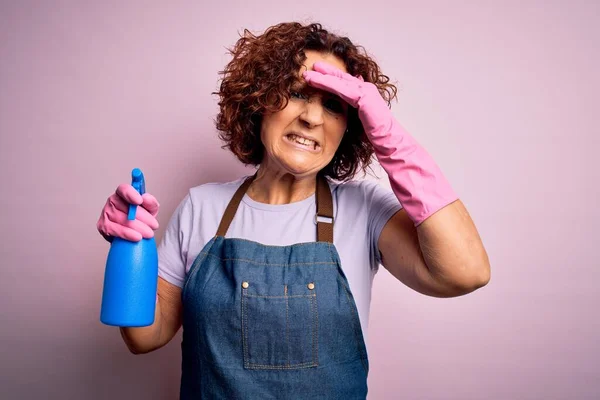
302, 50, 347, 73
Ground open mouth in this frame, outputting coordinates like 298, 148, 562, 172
285, 133, 320, 151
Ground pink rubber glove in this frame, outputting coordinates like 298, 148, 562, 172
303, 62, 458, 226
96, 184, 160, 242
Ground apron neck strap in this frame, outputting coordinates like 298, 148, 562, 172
315, 173, 334, 243
215, 172, 334, 243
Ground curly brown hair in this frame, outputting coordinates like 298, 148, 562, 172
214, 22, 398, 181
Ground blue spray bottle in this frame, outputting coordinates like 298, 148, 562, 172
100, 168, 158, 327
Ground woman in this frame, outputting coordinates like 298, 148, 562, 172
97, 22, 490, 399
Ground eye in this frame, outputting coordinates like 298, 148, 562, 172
324, 98, 345, 114
290, 91, 307, 100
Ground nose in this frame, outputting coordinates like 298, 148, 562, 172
299, 99, 324, 128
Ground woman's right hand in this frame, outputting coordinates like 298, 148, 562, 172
97, 184, 160, 242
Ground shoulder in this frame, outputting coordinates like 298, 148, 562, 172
170, 175, 249, 219
187, 175, 248, 203
331, 178, 391, 201
332, 178, 401, 219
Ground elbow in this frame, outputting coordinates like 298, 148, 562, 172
119, 328, 159, 355
461, 235, 491, 292
443, 260, 491, 297
476, 263, 491, 288
124, 341, 158, 355
474, 251, 491, 288
459, 246, 491, 292
126, 344, 151, 355
462, 259, 491, 293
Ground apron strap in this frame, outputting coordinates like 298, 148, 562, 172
215, 172, 334, 243
315, 173, 334, 243
215, 172, 257, 237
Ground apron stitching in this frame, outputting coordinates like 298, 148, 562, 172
222, 238, 328, 248
326, 242, 337, 263
285, 285, 290, 367
244, 294, 315, 299
241, 289, 249, 369
200, 252, 336, 266
246, 362, 318, 370
312, 293, 319, 366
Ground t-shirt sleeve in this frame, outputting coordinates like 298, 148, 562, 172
365, 180, 403, 269
157, 192, 193, 288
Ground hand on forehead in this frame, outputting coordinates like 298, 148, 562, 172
300, 50, 348, 74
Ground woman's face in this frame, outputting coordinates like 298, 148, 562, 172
260, 50, 349, 178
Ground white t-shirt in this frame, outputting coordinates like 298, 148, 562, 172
158, 175, 402, 347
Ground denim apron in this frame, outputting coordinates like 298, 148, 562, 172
180, 173, 369, 399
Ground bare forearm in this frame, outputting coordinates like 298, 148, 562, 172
417, 200, 490, 292
119, 300, 164, 354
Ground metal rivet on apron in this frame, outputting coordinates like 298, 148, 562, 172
307, 283, 315, 290
242, 282, 249, 289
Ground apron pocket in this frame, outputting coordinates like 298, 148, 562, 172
241, 281, 318, 370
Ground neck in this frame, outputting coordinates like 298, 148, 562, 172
247, 164, 318, 205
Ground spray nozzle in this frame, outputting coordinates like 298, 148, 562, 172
127, 168, 146, 220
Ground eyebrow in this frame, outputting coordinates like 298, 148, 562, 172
291, 82, 308, 91
292, 82, 341, 100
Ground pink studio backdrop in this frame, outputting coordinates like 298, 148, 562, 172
1, 2, 598, 399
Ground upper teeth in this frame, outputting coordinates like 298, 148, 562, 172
289, 134, 317, 147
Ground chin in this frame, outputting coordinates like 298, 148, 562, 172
264, 148, 329, 177
283, 166, 317, 177
278, 159, 320, 177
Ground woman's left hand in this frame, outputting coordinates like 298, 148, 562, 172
304, 60, 459, 229
302, 61, 392, 138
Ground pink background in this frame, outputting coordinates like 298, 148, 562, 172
1, 1, 598, 399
